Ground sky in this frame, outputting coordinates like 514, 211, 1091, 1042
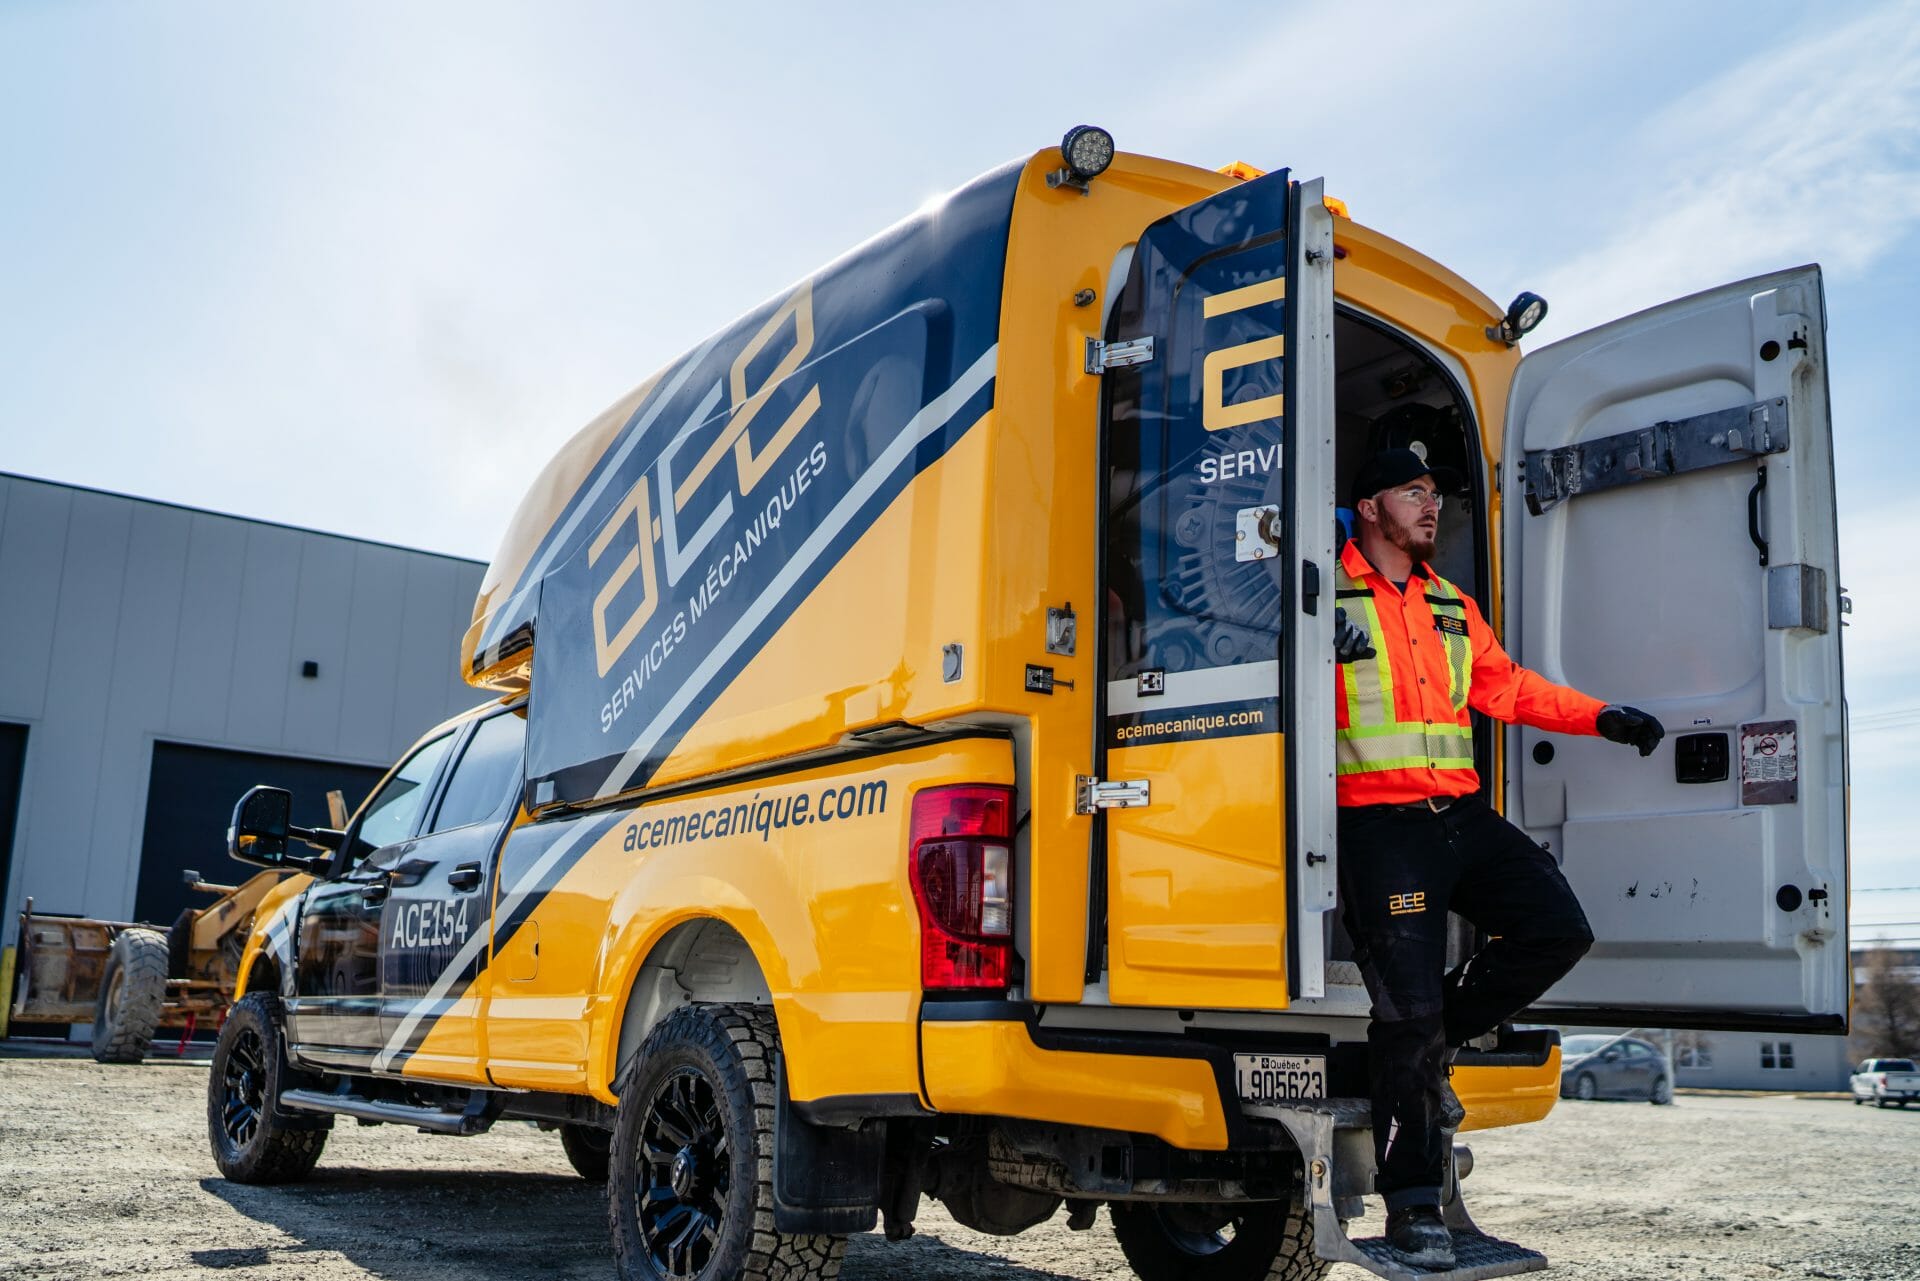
2, 1, 1916, 947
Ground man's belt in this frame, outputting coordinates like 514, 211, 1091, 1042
1350, 795, 1462, 815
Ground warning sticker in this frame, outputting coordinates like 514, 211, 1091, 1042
1740, 720, 1798, 806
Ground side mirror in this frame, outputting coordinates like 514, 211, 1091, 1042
230, 786, 292, 867
228, 786, 341, 870
1601, 1048, 1621, 1063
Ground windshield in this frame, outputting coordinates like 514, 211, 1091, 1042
1562, 1035, 1614, 1056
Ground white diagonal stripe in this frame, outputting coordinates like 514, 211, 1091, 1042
480, 337, 722, 657
371, 818, 605, 1072
594, 344, 998, 800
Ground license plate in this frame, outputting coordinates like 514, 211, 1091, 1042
1235, 1052, 1327, 1104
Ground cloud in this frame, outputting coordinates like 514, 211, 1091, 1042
1530, 2, 1920, 336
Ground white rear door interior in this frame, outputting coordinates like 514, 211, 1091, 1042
1507, 266, 1847, 1031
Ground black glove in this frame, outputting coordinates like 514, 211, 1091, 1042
1334, 607, 1375, 663
1597, 705, 1665, 757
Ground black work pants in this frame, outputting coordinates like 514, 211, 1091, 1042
1337, 794, 1593, 1211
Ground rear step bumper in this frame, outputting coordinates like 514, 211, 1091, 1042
280, 1088, 498, 1136
1247, 1097, 1545, 1281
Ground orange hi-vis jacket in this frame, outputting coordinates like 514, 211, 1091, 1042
1334, 539, 1605, 807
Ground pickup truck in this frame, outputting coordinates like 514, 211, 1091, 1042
1850, 1058, 1920, 1107
204, 128, 1851, 1281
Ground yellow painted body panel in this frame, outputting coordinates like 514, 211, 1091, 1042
476, 737, 1012, 1105
1456, 1047, 1563, 1132
991, 153, 1242, 1003
922, 1019, 1228, 1150
232, 873, 312, 996
400, 992, 489, 1085
1106, 732, 1287, 1008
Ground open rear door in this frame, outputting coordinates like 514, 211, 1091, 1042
1095, 168, 1338, 1009
1507, 266, 1848, 1031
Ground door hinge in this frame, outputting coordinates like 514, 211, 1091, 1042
1076, 775, 1151, 814
1085, 336, 1155, 374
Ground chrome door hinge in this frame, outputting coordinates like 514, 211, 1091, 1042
1085, 336, 1155, 374
1076, 775, 1151, 814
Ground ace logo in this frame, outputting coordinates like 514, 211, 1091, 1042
1388, 891, 1427, 916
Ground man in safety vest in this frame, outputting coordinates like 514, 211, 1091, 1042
1333, 447, 1663, 1269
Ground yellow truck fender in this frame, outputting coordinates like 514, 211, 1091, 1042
232, 874, 311, 1001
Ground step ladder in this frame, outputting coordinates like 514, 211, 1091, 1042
1244, 1097, 1546, 1281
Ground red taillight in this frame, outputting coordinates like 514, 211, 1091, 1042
909, 784, 1015, 991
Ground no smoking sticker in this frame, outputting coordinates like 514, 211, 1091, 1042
1740, 719, 1798, 806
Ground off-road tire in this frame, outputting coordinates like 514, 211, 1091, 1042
608, 1003, 844, 1281
1111, 1197, 1329, 1281
1573, 1073, 1598, 1101
561, 1122, 613, 1182
1650, 1075, 1672, 1105
91, 928, 169, 1063
206, 992, 327, 1183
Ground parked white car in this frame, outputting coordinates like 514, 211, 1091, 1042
1850, 1058, 1920, 1107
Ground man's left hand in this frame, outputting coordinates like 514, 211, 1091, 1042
1597, 705, 1665, 757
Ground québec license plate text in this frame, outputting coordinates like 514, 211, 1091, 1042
1234, 1053, 1327, 1104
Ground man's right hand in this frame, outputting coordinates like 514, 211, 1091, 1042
1335, 607, 1375, 663
1597, 705, 1665, 756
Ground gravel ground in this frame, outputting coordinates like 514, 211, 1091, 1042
2, 1042, 1915, 1280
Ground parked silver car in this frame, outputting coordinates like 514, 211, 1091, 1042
1559, 1034, 1673, 1104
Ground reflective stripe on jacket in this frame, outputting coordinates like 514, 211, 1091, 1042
1334, 539, 1605, 806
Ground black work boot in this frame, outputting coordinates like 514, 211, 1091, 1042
1386, 1205, 1455, 1270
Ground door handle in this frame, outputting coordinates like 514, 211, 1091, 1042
448, 862, 484, 892
1301, 559, 1321, 616
358, 879, 390, 903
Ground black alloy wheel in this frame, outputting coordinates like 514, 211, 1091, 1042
219, 1024, 269, 1150
607, 1003, 842, 1281
636, 1069, 729, 1276
205, 991, 327, 1183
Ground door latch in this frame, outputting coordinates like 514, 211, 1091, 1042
1085, 336, 1155, 374
1076, 775, 1151, 814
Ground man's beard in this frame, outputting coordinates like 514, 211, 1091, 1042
1380, 502, 1437, 563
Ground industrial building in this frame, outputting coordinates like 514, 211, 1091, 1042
0, 472, 486, 955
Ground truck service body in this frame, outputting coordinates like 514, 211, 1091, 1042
214, 138, 1851, 1281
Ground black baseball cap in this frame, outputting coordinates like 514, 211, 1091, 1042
1350, 448, 1465, 508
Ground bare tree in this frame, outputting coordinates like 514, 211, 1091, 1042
1852, 948, 1920, 1060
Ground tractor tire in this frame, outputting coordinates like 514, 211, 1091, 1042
1111, 1197, 1329, 1281
206, 992, 327, 1183
560, 1122, 612, 1182
608, 1003, 844, 1281
91, 928, 169, 1064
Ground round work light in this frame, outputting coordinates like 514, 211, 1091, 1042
1060, 126, 1115, 181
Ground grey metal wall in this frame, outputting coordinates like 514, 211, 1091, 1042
1674, 1031, 1853, 1092
0, 473, 487, 935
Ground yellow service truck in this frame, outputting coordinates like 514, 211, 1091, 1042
209, 128, 1850, 1281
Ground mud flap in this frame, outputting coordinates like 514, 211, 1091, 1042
772, 1064, 883, 1234
1248, 1098, 1546, 1281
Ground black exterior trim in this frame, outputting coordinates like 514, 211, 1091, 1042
789, 1093, 932, 1125
1456, 1028, 1559, 1069
919, 999, 1037, 1022
1530, 1007, 1848, 1035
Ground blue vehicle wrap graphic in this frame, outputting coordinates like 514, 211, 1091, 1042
480, 162, 1020, 808
1101, 168, 1295, 740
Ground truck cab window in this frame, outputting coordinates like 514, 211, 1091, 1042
430, 711, 526, 834
351, 731, 456, 858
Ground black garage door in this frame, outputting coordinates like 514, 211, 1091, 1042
0, 723, 25, 930
134, 743, 386, 927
